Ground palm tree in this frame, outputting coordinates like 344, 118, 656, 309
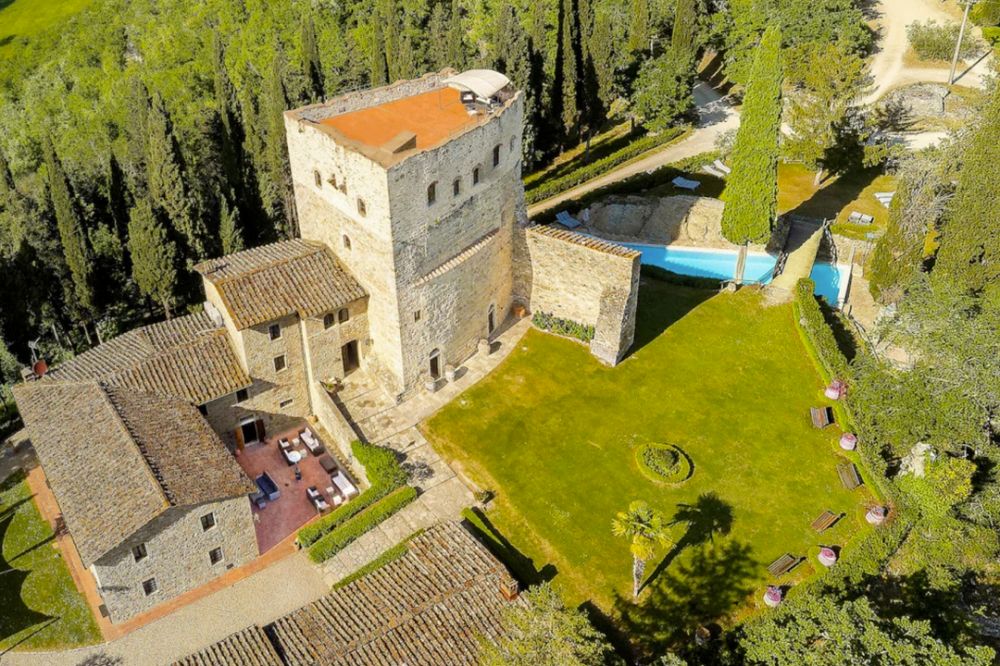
612, 500, 672, 598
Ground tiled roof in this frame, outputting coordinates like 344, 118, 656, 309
13, 381, 255, 565
529, 224, 641, 259
175, 522, 523, 666
173, 625, 283, 666
46, 311, 250, 405
195, 240, 366, 330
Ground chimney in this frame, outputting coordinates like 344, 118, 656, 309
499, 576, 519, 602
32, 359, 48, 378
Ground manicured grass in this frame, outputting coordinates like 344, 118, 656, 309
424, 282, 871, 647
0, 0, 94, 61
778, 163, 897, 240
0, 472, 100, 651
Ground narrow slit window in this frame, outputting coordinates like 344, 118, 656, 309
427, 182, 437, 206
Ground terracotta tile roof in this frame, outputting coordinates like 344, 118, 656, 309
46, 311, 250, 405
195, 240, 366, 330
13, 381, 255, 565
175, 522, 523, 666
173, 625, 283, 666
529, 224, 641, 259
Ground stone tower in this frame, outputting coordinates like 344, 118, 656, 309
285, 70, 525, 399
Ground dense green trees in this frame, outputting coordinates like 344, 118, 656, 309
720, 25, 783, 245
127, 199, 178, 318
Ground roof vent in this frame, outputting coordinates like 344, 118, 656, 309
499, 576, 519, 601
383, 131, 417, 154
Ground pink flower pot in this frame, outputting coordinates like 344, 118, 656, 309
840, 433, 858, 451
866, 506, 888, 525
764, 586, 783, 607
818, 547, 838, 567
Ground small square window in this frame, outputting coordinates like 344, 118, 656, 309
279, 398, 294, 409
324, 313, 335, 329
268, 323, 281, 340
200, 513, 216, 531
209, 547, 224, 565
132, 543, 148, 563
273, 355, 287, 372
236, 388, 249, 403
356, 198, 367, 217
414, 310, 421, 322
338, 308, 350, 324
142, 578, 158, 596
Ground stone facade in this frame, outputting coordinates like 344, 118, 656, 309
91, 496, 256, 623
286, 72, 525, 398
513, 226, 641, 365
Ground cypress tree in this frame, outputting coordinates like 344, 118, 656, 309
43, 137, 95, 316
559, 0, 580, 137
720, 25, 783, 245
627, 0, 651, 54
446, 0, 467, 71
671, 0, 697, 59
219, 196, 244, 255
262, 47, 296, 238
127, 198, 178, 319
933, 82, 1000, 298
147, 93, 206, 258
301, 15, 324, 101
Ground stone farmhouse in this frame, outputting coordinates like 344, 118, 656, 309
12, 68, 640, 625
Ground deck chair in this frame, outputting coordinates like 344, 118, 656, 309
555, 211, 582, 229
768, 553, 798, 577
810, 407, 832, 429
838, 463, 862, 490
672, 176, 701, 191
713, 159, 732, 175
811, 510, 839, 532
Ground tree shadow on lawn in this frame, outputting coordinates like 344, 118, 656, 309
616, 539, 757, 656
642, 492, 735, 593
784, 167, 878, 223
0, 515, 53, 647
629, 281, 716, 357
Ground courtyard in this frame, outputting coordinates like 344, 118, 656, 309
423, 280, 873, 647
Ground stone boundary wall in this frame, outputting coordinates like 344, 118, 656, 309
514, 225, 640, 365
310, 384, 370, 488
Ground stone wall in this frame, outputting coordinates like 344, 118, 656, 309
513, 226, 640, 365
585, 195, 731, 248
92, 496, 256, 623
310, 386, 370, 488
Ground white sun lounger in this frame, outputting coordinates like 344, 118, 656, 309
331, 471, 360, 498
713, 159, 732, 174
555, 211, 582, 229
702, 165, 725, 178
672, 176, 701, 191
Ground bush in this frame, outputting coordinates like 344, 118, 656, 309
307, 485, 418, 562
640, 264, 722, 290
792, 279, 851, 383
907, 20, 984, 61
297, 440, 407, 547
636, 443, 692, 484
525, 127, 688, 205
531, 311, 595, 343
332, 530, 423, 589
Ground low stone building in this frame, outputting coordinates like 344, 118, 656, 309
173, 522, 524, 666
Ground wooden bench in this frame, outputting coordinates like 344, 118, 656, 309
810, 406, 832, 429
811, 510, 839, 532
838, 463, 862, 490
767, 553, 799, 577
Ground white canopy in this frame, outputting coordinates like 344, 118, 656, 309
444, 69, 511, 99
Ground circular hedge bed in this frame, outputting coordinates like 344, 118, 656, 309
636, 443, 693, 484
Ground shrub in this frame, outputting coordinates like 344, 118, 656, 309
907, 20, 984, 61
525, 127, 688, 205
332, 529, 424, 589
636, 443, 692, 484
531, 311, 595, 343
792, 279, 851, 383
307, 485, 418, 562
297, 440, 407, 546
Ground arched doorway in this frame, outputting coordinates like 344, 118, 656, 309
487, 304, 496, 336
429, 348, 442, 380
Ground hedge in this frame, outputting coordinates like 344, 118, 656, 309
635, 443, 693, 484
531, 311, 595, 342
297, 440, 407, 547
332, 529, 424, 589
792, 279, 851, 383
308, 485, 419, 563
525, 126, 689, 205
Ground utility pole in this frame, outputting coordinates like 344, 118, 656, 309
949, 0, 977, 85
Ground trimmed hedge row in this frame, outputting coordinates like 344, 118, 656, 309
307, 485, 418, 563
332, 529, 424, 589
792, 279, 851, 382
525, 126, 689, 205
531, 311, 595, 342
297, 440, 407, 547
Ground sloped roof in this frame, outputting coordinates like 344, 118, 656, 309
46, 311, 250, 405
528, 224, 641, 259
13, 381, 255, 565
174, 522, 523, 666
173, 625, 282, 666
195, 240, 366, 330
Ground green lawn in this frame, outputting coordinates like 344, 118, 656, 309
424, 282, 872, 650
0, 471, 100, 651
0, 0, 94, 61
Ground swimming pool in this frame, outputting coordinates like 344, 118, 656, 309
621, 243, 850, 306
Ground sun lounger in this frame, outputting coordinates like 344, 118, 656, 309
701, 165, 725, 178
555, 211, 582, 229
810, 406, 832, 429
331, 471, 360, 498
811, 510, 839, 532
767, 553, 798, 577
838, 463, 862, 490
672, 176, 701, 191
713, 159, 732, 174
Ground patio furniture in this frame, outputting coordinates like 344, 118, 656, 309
555, 211, 582, 229
255, 473, 280, 501
838, 463, 862, 490
702, 165, 726, 178
308, 487, 328, 512
318, 454, 338, 474
811, 510, 839, 532
767, 553, 798, 577
279, 438, 291, 451
283, 448, 302, 465
810, 406, 832, 429
713, 159, 732, 175
303, 435, 324, 455
331, 470, 359, 498
326, 485, 346, 506
672, 176, 700, 191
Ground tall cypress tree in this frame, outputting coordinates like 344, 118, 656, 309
558, 0, 580, 138
720, 25, 783, 245
301, 15, 324, 101
671, 0, 697, 59
219, 196, 244, 255
263, 47, 296, 238
43, 137, 95, 317
147, 93, 206, 259
627, 0, 651, 53
128, 198, 178, 319
933, 82, 1000, 298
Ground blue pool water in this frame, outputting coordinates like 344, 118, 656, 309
621, 244, 849, 306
